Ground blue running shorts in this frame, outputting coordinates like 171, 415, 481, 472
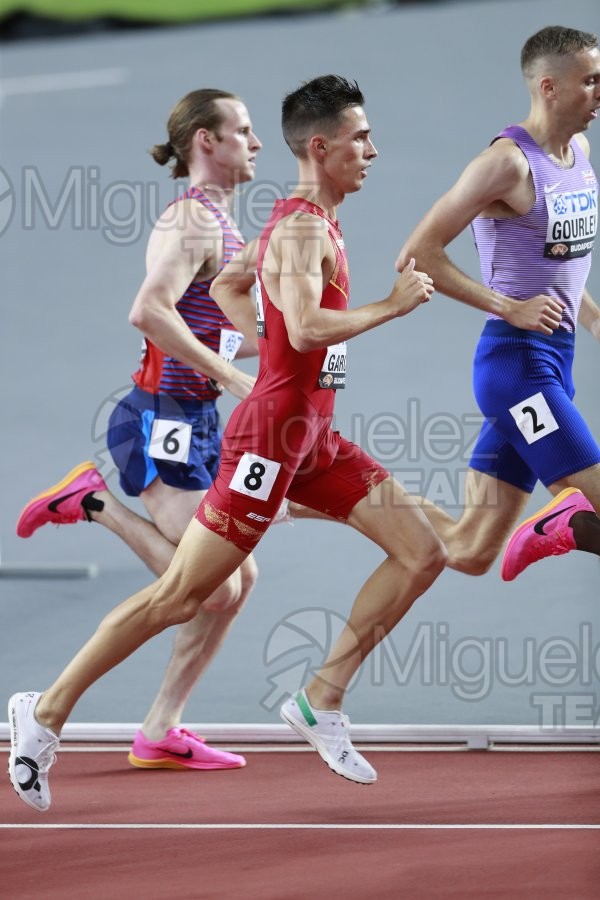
469, 321, 600, 492
106, 386, 222, 496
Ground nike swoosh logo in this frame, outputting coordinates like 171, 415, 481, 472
533, 504, 576, 535
544, 181, 562, 194
48, 490, 83, 513
164, 748, 193, 759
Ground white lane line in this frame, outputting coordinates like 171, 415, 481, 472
2, 743, 599, 753
0, 745, 471, 754
1, 68, 128, 97
1, 823, 599, 830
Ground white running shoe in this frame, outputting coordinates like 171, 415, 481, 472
8, 692, 59, 812
280, 689, 376, 784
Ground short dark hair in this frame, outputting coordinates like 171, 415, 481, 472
151, 88, 240, 179
521, 26, 598, 78
281, 74, 365, 159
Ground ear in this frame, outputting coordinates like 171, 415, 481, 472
194, 127, 215, 153
308, 133, 327, 160
539, 74, 557, 100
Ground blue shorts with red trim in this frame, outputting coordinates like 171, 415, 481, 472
106, 386, 222, 497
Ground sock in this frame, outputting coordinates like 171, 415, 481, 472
81, 493, 104, 522
570, 511, 600, 555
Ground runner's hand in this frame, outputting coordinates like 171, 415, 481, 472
388, 257, 434, 317
505, 295, 564, 334
221, 367, 256, 401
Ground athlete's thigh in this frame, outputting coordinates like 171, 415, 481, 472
142, 480, 206, 545
160, 517, 248, 604
347, 476, 442, 560
492, 386, 600, 487
457, 468, 530, 555
286, 433, 388, 520
473, 333, 600, 488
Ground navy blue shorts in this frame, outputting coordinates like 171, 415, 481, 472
469, 321, 600, 492
106, 386, 222, 497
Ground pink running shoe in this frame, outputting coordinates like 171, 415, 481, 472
128, 728, 246, 771
16, 461, 107, 538
501, 487, 595, 582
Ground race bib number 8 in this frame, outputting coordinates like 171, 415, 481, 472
509, 392, 559, 445
230, 452, 281, 501
149, 419, 192, 463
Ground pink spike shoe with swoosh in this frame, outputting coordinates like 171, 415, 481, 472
128, 728, 246, 771
16, 461, 107, 538
501, 488, 595, 582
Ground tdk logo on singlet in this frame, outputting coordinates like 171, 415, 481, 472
545, 186, 597, 259
550, 189, 596, 217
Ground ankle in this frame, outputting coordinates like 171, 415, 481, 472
81, 492, 105, 521
570, 510, 600, 554
305, 684, 344, 712
35, 697, 62, 736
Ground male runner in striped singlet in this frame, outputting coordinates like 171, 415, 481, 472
397, 26, 600, 581
8, 75, 446, 810
14, 90, 263, 773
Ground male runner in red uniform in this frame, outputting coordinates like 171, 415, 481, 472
14, 89, 260, 772
8, 75, 446, 810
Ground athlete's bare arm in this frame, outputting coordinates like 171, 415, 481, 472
397, 140, 564, 335
571, 135, 600, 341
209, 239, 260, 357
129, 200, 255, 400
578, 287, 600, 341
263, 213, 433, 353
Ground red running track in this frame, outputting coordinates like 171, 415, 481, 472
2, 745, 599, 899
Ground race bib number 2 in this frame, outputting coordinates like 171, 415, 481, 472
509, 392, 559, 445
148, 419, 192, 464
230, 452, 281, 501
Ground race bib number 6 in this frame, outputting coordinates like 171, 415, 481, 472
149, 419, 192, 463
230, 452, 281, 501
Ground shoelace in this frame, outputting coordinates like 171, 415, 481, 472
35, 738, 59, 773
176, 727, 206, 745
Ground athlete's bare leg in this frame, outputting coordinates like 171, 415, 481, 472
89, 478, 257, 741
287, 501, 338, 522
139, 555, 257, 740
305, 476, 446, 710
415, 469, 530, 575
33, 520, 248, 735
549, 463, 600, 553
417, 466, 600, 572
91, 478, 208, 576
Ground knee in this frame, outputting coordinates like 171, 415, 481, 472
425, 537, 448, 578
407, 533, 447, 582
147, 572, 204, 628
241, 556, 259, 599
202, 570, 252, 615
450, 548, 496, 577
445, 531, 499, 576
